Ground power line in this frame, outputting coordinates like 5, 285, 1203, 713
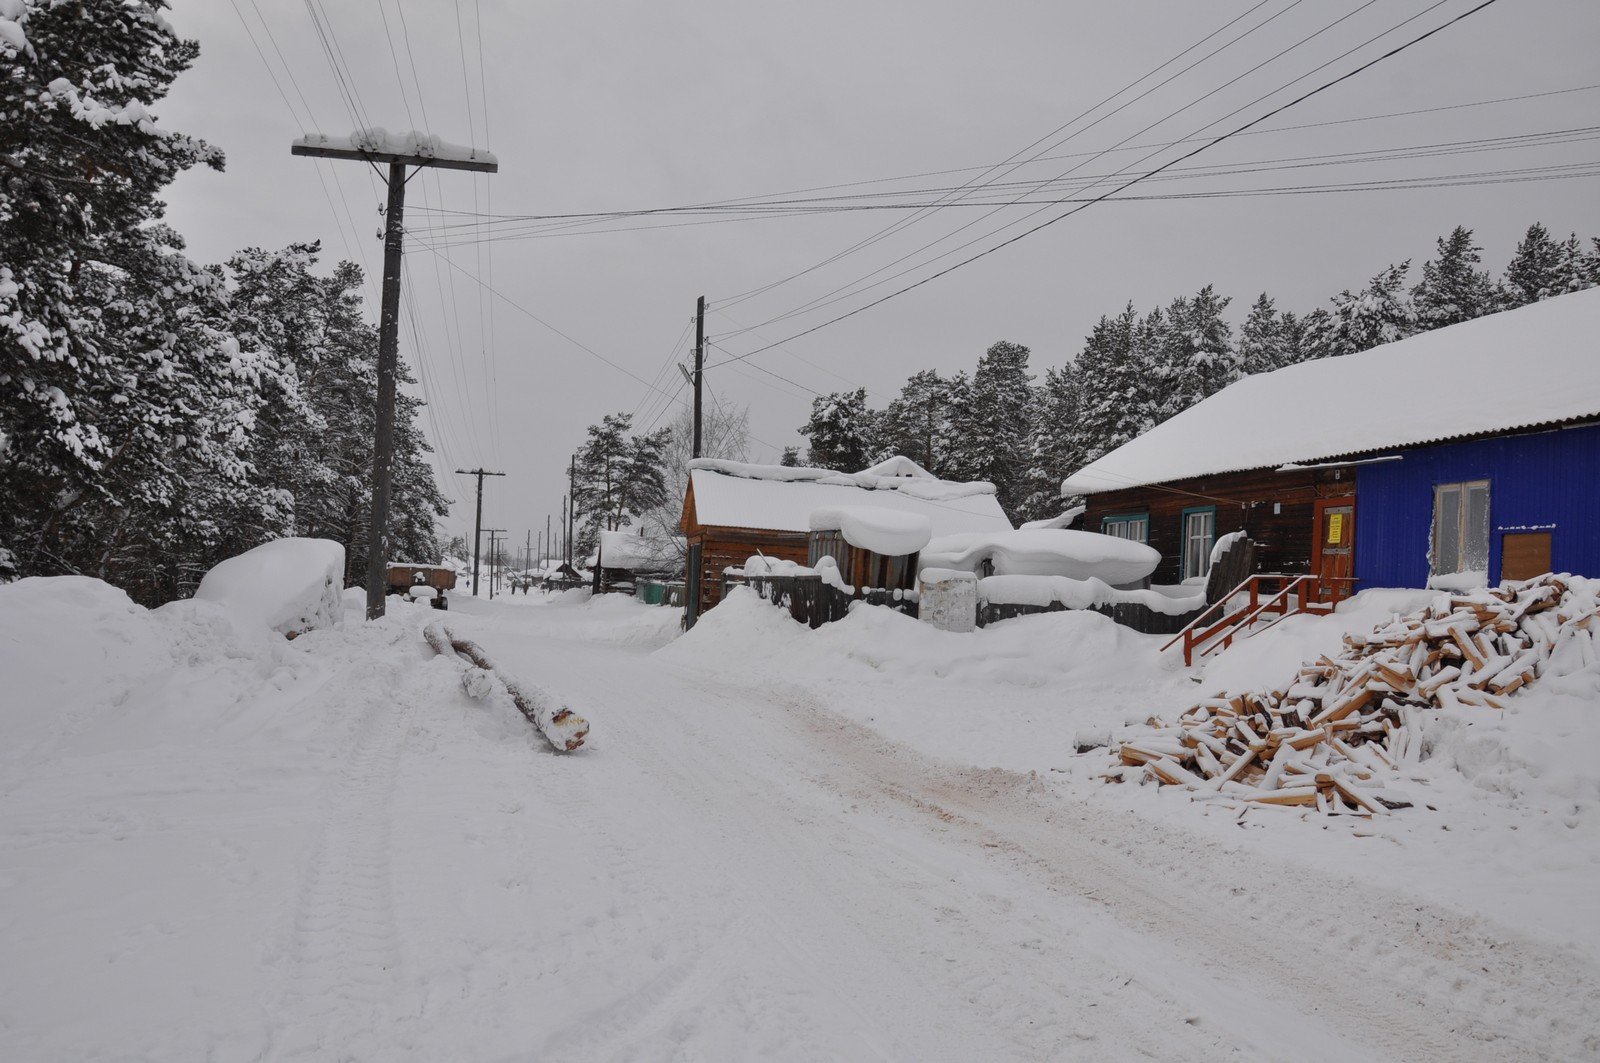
705, 0, 1504, 372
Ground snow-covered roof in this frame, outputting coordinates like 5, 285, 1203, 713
1062, 288, 1600, 495
687, 456, 1010, 537
597, 529, 682, 572
808, 506, 933, 555
1020, 505, 1086, 531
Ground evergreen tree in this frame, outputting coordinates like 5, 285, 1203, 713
877, 370, 954, 474
1238, 293, 1285, 375
942, 340, 1035, 516
1158, 285, 1236, 418
1064, 305, 1153, 473
1020, 365, 1079, 522
778, 446, 802, 467
1316, 262, 1415, 355
1412, 226, 1498, 329
800, 387, 876, 471
0, 0, 242, 598
1503, 223, 1566, 307
571, 412, 670, 553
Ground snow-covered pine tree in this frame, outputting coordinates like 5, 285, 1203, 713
0, 0, 243, 597
1019, 365, 1080, 522
1157, 285, 1237, 421
877, 370, 953, 474
778, 445, 802, 467
800, 387, 876, 471
1316, 262, 1416, 356
941, 341, 1035, 517
1503, 223, 1568, 307
1064, 305, 1152, 474
1411, 226, 1500, 330
1238, 293, 1285, 375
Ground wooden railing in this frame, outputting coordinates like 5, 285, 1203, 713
1160, 573, 1356, 666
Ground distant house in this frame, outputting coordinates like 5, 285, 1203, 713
591, 529, 684, 593
1062, 288, 1600, 594
680, 456, 1012, 626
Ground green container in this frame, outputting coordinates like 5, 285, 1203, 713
637, 580, 664, 605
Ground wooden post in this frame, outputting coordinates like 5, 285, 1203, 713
456, 467, 505, 596
692, 295, 705, 459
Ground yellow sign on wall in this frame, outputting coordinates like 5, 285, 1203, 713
1327, 512, 1345, 544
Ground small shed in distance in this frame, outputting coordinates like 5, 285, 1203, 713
592, 529, 684, 594
679, 456, 1012, 626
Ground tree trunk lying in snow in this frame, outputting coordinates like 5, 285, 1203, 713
424, 621, 590, 751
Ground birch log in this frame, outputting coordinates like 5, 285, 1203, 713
424, 620, 590, 751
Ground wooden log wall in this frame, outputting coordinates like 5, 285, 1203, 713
690, 528, 809, 615
1079, 465, 1353, 585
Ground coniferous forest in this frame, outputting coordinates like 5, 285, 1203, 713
0, 4, 445, 603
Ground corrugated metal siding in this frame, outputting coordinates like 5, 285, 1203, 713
1355, 423, 1600, 588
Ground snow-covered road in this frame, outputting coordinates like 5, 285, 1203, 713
3, 586, 1597, 1060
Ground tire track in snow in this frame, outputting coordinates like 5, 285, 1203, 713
262, 645, 419, 1061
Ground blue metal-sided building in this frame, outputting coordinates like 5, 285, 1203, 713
1065, 288, 1600, 593
1354, 422, 1600, 589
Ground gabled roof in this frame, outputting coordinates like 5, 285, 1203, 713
1062, 287, 1600, 496
595, 529, 683, 572
685, 456, 1012, 537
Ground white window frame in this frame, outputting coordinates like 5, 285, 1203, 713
1432, 479, 1491, 577
1181, 508, 1216, 581
1101, 514, 1149, 544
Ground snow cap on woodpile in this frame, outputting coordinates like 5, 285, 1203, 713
194, 537, 345, 637
686, 456, 1010, 537
921, 529, 1160, 585
809, 506, 933, 556
1062, 287, 1600, 495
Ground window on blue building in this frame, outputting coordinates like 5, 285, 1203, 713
1432, 480, 1490, 578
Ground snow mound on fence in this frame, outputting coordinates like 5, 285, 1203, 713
194, 537, 345, 637
809, 505, 932, 555
922, 529, 1160, 584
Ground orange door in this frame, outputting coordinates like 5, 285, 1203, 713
1313, 497, 1355, 600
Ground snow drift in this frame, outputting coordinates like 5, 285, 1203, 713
194, 537, 345, 637
922, 529, 1160, 584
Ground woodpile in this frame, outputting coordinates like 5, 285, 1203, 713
1111, 574, 1598, 815
424, 620, 591, 752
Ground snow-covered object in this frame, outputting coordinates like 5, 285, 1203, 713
979, 575, 1205, 616
809, 506, 932, 556
919, 569, 978, 632
742, 555, 813, 577
1063, 288, 1600, 494
408, 585, 437, 600
1427, 570, 1488, 593
687, 457, 1010, 537
293, 129, 497, 166
922, 529, 1159, 584
461, 667, 494, 700
1020, 505, 1086, 531
597, 529, 683, 573
194, 538, 345, 637
1109, 573, 1600, 815
814, 556, 852, 594
1210, 530, 1246, 564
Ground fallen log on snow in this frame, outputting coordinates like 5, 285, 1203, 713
424, 620, 590, 751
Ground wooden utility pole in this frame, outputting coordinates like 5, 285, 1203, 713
546, 513, 552, 568
456, 467, 505, 596
292, 133, 497, 619
692, 295, 706, 459
566, 454, 577, 567
484, 529, 506, 598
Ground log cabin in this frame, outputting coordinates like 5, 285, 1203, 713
1062, 288, 1600, 596
680, 456, 1012, 627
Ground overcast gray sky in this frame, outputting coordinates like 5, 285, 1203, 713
159, 0, 1599, 551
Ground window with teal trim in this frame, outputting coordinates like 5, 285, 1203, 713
1102, 512, 1149, 544
1180, 506, 1216, 581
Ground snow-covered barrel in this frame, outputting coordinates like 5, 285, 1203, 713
807, 505, 934, 593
